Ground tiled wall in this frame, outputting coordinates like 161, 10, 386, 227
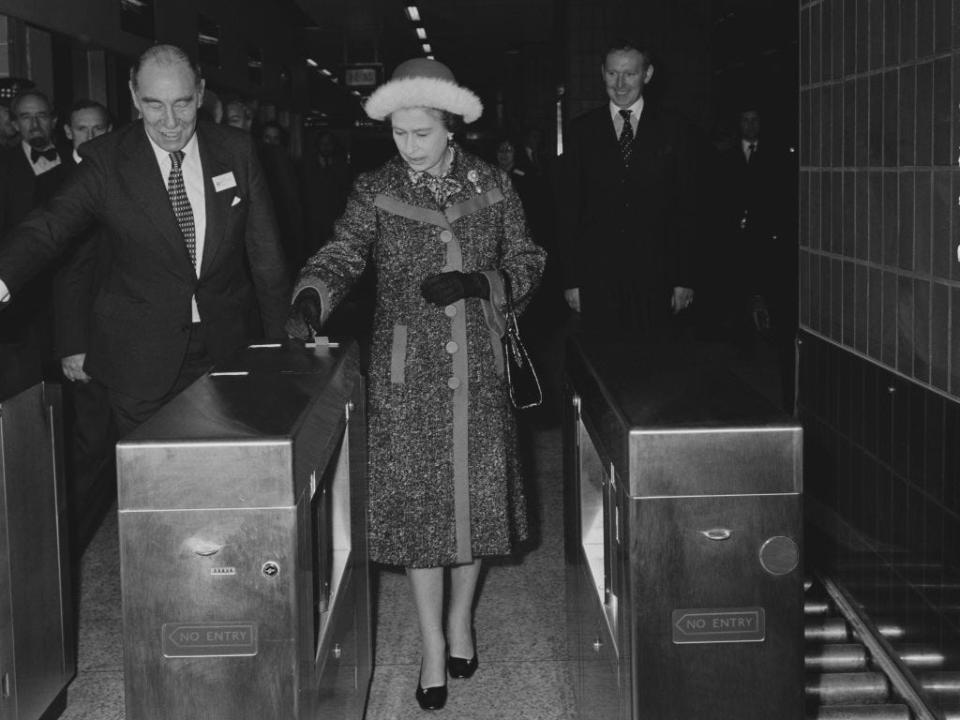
798, 0, 960, 659
798, 0, 960, 394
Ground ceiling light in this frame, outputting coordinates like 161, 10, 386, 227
306, 58, 318, 67
405, 6, 420, 22
320, 68, 333, 76
416, 27, 427, 40
426, 55, 435, 60
422, 43, 432, 53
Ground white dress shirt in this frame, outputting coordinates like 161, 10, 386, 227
742, 138, 758, 162
146, 132, 206, 322
22, 139, 61, 176
609, 96, 645, 137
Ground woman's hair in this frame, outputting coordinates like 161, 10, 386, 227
441, 111, 464, 135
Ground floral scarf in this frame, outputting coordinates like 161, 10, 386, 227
406, 146, 463, 207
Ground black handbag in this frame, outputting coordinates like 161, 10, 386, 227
502, 282, 542, 410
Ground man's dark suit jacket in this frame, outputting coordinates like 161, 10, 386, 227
0, 145, 66, 345
51, 150, 112, 361
0, 121, 290, 400
712, 141, 793, 310
559, 104, 700, 331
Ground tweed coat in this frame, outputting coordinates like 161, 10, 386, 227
295, 146, 546, 568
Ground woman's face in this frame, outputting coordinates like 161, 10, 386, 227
391, 107, 449, 176
496, 141, 515, 171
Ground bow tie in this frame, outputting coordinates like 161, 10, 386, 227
30, 147, 58, 164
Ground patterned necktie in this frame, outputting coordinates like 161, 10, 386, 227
746, 142, 756, 163
618, 109, 634, 162
167, 151, 196, 266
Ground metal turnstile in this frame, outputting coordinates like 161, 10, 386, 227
117, 341, 370, 720
563, 339, 804, 720
0, 382, 74, 720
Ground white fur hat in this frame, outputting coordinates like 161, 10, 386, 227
364, 58, 483, 124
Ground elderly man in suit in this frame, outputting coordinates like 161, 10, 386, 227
559, 39, 699, 337
0, 89, 67, 398
0, 44, 289, 435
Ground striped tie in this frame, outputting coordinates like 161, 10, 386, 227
618, 109, 634, 163
167, 150, 196, 266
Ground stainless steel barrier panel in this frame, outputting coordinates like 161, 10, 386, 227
0, 382, 74, 720
563, 339, 804, 720
117, 342, 370, 720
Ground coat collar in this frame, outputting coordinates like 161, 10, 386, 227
382, 144, 485, 210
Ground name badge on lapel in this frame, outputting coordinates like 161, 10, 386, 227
212, 171, 237, 192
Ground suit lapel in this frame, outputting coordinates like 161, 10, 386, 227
196, 125, 232, 278
118, 126, 194, 272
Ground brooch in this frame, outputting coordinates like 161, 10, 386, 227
466, 169, 482, 194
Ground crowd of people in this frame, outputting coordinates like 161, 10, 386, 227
0, 38, 795, 712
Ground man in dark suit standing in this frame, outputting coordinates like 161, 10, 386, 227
0, 89, 66, 398
0, 44, 290, 435
712, 104, 797, 409
559, 39, 699, 337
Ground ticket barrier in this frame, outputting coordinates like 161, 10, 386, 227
0, 383, 74, 720
117, 341, 370, 720
563, 339, 804, 720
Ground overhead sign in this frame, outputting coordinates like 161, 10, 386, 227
672, 607, 765, 644
344, 64, 382, 88
162, 621, 258, 657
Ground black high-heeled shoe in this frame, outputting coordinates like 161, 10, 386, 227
447, 652, 478, 679
415, 681, 448, 710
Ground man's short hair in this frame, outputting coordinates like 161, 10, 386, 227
69, 99, 111, 124
130, 44, 202, 92
601, 39, 654, 68
10, 89, 53, 116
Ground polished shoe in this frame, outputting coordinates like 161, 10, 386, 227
447, 652, 478, 679
415, 681, 448, 710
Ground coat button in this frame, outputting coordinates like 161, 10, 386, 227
445, 341, 458, 354
439, 230, 452, 243
444, 305, 457, 317
447, 376, 461, 389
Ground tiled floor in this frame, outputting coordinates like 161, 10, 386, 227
58, 423, 576, 720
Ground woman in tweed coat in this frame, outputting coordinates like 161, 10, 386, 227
288, 58, 545, 710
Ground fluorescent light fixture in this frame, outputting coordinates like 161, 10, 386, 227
306, 58, 318, 67
320, 68, 333, 76
405, 5, 421, 21
416, 27, 427, 40
422, 43, 432, 53
426, 55, 435, 60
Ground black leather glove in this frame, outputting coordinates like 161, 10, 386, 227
420, 271, 490, 306
285, 288, 323, 340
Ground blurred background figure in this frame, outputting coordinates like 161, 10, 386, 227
0, 101, 19, 148
260, 120, 286, 147
708, 102, 796, 410
300, 130, 352, 258
224, 98, 304, 275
